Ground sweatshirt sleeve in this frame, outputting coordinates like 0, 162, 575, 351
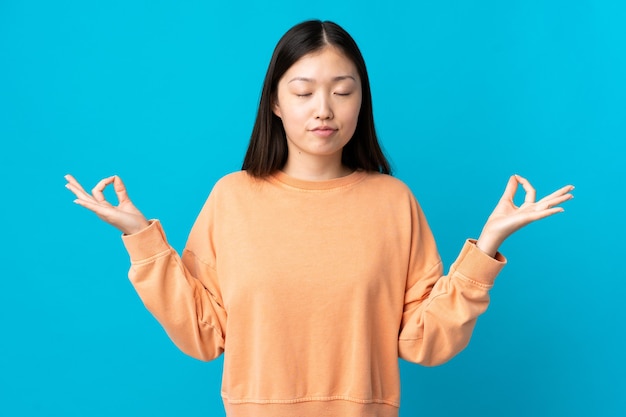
398, 197, 506, 366
121, 213, 227, 362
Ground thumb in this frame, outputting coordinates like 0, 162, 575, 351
113, 175, 132, 203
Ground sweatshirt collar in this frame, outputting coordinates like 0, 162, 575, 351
268, 169, 368, 191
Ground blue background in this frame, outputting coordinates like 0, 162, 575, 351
1, 0, 624, 416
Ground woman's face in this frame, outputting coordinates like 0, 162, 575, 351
273, 45, 362, 174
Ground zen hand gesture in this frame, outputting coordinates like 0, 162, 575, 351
476, 175, 574, 257
65, 174, 150, 235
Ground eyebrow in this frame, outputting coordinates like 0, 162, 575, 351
288, 75, 357, 84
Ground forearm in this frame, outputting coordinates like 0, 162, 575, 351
122, 220, 226, 361
399, 240, 506, 365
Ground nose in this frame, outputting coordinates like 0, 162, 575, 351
315, 94, 334, 120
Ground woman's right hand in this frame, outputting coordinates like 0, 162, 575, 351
65, 174, 151, 235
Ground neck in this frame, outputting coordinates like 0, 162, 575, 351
282, 155, 353, 181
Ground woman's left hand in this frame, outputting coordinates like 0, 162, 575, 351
475, 175, 574, 257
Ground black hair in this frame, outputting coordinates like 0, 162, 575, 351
242, 20, 391, 177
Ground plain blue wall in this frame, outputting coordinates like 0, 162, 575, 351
1, 1, 624, 416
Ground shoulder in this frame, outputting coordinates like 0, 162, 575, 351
360, 172, 416, 199
351, 172, 423, 216
210, 171, 261, 195
213, 170, 253, 187
195, 171, 260, 219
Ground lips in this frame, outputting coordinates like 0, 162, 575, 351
310, 126, 338, 138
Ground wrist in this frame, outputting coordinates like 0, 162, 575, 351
123, 219, 151, 235
475, 234, 502, 258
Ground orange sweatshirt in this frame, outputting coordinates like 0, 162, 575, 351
121, 170, 506, 417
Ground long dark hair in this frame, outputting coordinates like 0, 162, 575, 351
242, 20, 391, 177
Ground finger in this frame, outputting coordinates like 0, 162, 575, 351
91, 175, 117, 203
515, 175, 536, 204
72, 195, 112, 216
538, 192, 573, 211
510, 206, 565, 231
113, 175, 131, 203
66, 181, 96, 202
64, 174, 81, 185
539, 184, 575, 202
535, 184, 574, 210
500, 175, 519, 202
64, 174, 94, 200
65, 174, 89, 192
526, 206, 565, 222
73, 196, 99, 210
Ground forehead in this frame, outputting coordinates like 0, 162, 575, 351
282, 46, 359, 82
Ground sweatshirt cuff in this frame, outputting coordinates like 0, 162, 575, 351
450, 239, 507, 287
121, 220, 171, 263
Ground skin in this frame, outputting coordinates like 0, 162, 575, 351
273, 46, 361, 180
65, 46, 574, 257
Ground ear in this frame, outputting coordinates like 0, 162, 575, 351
272, 100, 282, 119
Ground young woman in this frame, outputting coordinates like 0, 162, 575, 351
65, 20, 573, 417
